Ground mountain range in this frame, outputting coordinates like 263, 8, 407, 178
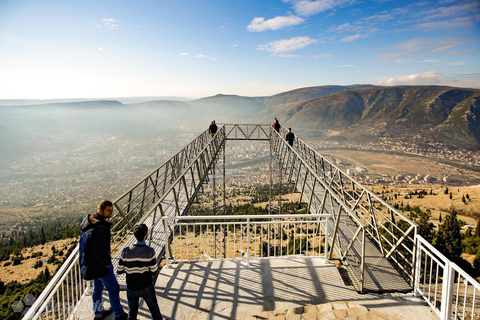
1, 85, 479, 151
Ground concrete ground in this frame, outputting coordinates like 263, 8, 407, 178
76, 258, 438, 320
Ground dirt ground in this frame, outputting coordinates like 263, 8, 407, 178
322, 149, 480, 185
0, 238, 76, 284
370, 184, 480, 226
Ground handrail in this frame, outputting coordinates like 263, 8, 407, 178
163, 213, 331, 220
23, 246, 83, 320
415, 234, 480, 320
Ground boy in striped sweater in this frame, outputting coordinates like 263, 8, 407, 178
117, 224, 163, 320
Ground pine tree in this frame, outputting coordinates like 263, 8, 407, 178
444, 187, 449, 195
439, 213, 442, 223
466, 193, 470, 201
435, 207, 462, 260
41, 227, 47, 245
449, 192, 453, 200
474, 247, 480, 272
474, 219, 480, 238
462, 195, 466, 204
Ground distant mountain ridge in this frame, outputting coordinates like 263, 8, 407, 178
278, 86, 480, 150
2, 84, 479, 150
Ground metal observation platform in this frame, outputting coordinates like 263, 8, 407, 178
24, 124, 480, 320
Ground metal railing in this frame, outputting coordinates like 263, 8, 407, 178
223, 123, 271, 140
23, 127, 225, 320
22, 246, 88, 320
415, 235, 480, 320
163, 214, 329, 265
270, 127, 417, 292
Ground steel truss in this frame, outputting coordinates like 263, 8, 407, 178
269, 127, 417, 293
25, 123, 419, 320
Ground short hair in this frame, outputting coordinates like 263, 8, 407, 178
289, 127, 292, 131
133, 224, 148, 241
97, 200, 113, 212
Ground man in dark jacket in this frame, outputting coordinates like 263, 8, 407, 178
118, 224, 163, 320
209, 120, 218, 137
79, 200, 127, 320
286, 128, 295, 147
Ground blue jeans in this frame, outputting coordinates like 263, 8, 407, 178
92, 264, 125, 317
127, 285, 163, 320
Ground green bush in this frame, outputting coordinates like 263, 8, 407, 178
33, 260, 43, 269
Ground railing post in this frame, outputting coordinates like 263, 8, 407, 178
440, 260, 454, 320
163, 218, 170, 267
324, 217, 328, 263
414, 236, 422, 297
247, 218, 250, 265
360, 227, 366, 293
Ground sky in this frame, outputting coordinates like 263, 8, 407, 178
0, 0, 479, 99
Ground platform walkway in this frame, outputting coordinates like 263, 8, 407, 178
270, 129, 414, 293
75, 258, 437, 320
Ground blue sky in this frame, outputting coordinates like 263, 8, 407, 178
0, 0, 479, 99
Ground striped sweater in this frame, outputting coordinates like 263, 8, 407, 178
117, 242, 158, 291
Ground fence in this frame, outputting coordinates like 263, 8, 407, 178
270, 127, 417, 292
23, 127, 222, 320
162, 214, 330, 265
415, 235, 480, 320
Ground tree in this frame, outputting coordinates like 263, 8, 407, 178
435, 207, 462, 260
466, 193, 470, 201
462, 195, 466, 204
439, 213, 442, 224
40, 227, 46, 245
444, 187, 449, 195
449, 192, 453, 200
474, 248, 480, 273
474, 219, 480, 238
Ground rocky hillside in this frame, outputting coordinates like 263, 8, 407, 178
275, 86, 480, 150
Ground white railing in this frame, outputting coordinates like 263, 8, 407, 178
162, 214, 330, 265
415, 235, 480, 320
22, 246, 88, 320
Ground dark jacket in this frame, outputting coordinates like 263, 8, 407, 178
209, 123, 218, 134
117, 242, 158, 291
79, 213, 112, 280
286, 132, 295, 143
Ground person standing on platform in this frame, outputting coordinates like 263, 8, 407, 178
79, 200, 128, 320
209, 120, 218, 137
273, 118, 281, 133
286, 128, 295, 148
117, 224, 163, 320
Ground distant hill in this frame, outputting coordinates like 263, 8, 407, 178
190, 94, 266, 119
277, 86, 480, 150
2, 84, 479, 150
264, 85, 376, 109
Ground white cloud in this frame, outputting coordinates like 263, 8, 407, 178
336, 64, 353, 68
257, 36, 317, 54
376, 39, 426, 60
278, 53, 300, 58
449, 61, 466, 66
329, 23, 364, 33
101, 18, 120, 30
179, 52, 189, 56
376, 71, 443, 85
232, 44, 238, 49
314, 53, 332, 59
98, 47, 104, 51
341, 34, 362, 43
292, 0, 353, 17
247, 15, 304, 32
415, 17, 474, 30
193, 54, 216, 60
